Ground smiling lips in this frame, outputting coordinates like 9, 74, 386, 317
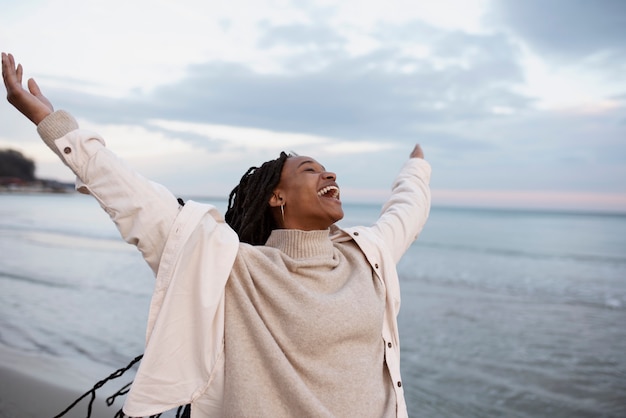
317, 185, 340, 200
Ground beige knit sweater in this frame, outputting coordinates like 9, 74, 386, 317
224, 229, 396, 417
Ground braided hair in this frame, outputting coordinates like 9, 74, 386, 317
225, 152, 290, 245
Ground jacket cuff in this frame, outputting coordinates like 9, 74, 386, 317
36, 110, 79, 150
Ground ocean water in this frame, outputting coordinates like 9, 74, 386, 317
0, 193, 625, 417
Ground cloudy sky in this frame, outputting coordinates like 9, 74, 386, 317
1, 0, 625, 211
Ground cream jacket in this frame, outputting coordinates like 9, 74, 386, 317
36, 110, 431, 418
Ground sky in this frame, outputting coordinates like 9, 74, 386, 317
1, 0, 625, 212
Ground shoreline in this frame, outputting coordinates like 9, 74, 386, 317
0, 345, 126, 418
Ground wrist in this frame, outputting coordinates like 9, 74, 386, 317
32, 110, 52, 126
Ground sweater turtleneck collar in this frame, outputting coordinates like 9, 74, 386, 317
265, 229, 334, 259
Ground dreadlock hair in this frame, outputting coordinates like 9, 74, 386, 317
225, 151, 290, 245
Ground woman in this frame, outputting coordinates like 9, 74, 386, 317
2, 52, 431, 418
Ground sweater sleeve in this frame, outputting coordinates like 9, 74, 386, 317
36, 110, 181, 274
370, 158, 431, 264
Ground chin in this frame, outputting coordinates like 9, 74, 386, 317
332, 211, 345, 223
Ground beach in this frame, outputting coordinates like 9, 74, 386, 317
0, 345, 125, 418
1, 193, 625, 417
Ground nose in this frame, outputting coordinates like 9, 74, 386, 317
323, 171, 337, 181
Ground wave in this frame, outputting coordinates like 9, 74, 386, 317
401, 272, 626, 312
0, 224, 131, 254
0, 270, 75, 289
0, 222, 121, 242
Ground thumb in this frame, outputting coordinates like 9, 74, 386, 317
27, 78, 42, 96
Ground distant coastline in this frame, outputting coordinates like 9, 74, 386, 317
0, 177, 75, 194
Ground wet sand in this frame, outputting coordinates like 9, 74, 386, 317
0, 346, 124, 418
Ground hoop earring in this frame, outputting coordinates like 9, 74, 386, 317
280, 203, 285, 223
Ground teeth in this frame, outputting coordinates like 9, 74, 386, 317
317, 185, 340, 199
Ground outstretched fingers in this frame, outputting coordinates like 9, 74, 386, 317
410, 144, 424, 159
2, 53, 13, 87
2, 53, 17, 80
2, 52, 54, 125
2, 53, 21, 101
16, 63, 23, 85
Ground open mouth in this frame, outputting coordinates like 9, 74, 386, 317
317, 185, 340, 200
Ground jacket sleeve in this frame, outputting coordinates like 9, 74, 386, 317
370, 157, 431, 264
36, 110, 180, 274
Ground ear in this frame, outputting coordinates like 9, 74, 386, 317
268, 191, 283, 208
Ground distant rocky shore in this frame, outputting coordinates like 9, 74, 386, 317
1, 148, 75, 193
0, 177, 75, 194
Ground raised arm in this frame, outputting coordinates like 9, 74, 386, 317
370, 144, 431, 263
2, 53, 180, 274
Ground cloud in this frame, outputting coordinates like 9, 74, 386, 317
43, 19, 532, 151
257, 22, 346, 49
428, 102, 626, 193
489, 0, 626, 65
147, 118, 396, 155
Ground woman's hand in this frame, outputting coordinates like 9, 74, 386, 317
410, 144, 424, 159
2, 52, 53, 125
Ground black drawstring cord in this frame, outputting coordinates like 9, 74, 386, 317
53, 354, 143, 418
106, 381, 133, 406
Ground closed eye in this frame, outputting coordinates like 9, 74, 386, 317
297, 160, 326, 173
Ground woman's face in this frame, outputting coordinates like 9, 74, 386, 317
271, 155, 344, 230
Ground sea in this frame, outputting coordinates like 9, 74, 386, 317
0, 193, 625, 417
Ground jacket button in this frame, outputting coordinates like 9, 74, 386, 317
63, 147, 72, 154
388, 342, 392, 348
397, 381, 402, 388
375, 263, 379, 269
353, 232, 359, 236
